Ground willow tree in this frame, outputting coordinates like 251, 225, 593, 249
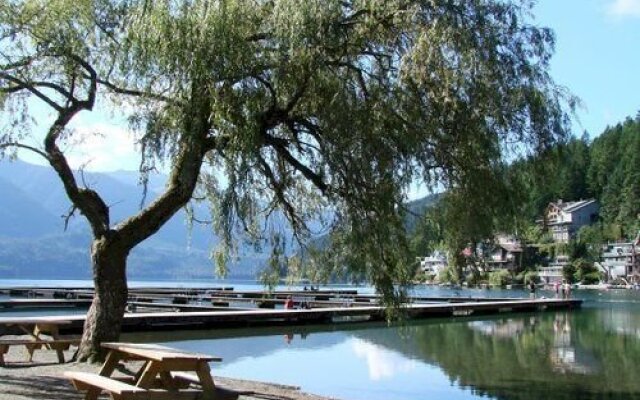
0, 0, 571, 360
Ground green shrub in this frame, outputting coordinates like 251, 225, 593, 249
581, 271, 602, 285
488, 269, 512, 287
524, 270, 539, 284
465, 271, 487, 286
437, 265, 459, 284
573, 258, 602, 284
562, 263, 577, 283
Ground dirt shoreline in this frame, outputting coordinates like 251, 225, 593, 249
0, 345, 338, 400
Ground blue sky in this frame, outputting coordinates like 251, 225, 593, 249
534, 0, 640, 138
14, 0, 640, 173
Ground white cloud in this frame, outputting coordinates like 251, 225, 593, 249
64, 122, 141, 172
607, 0, 640, 18
351, 339, 418, 381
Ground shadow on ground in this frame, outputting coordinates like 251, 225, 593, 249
0, 374, 83, 399
0, 373, 283, 400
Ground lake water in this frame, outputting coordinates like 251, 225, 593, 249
131, 286, 640, 400
2, 280, 640, 399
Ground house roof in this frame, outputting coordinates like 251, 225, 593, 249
550, 199, 597, 213
499, 243, 522, 253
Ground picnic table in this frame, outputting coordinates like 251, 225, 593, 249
0, 318, 79, 365
66, 342, 222, 400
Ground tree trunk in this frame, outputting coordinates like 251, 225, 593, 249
454, 251, 466, 284
76, 235, 129, 362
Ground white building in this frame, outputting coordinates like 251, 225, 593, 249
600, 242, 639, 282
417, 251, 448, 277
539, 255, 569, 284
542, 199, 599, 243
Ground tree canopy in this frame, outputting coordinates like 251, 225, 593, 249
1, 0, 571, 357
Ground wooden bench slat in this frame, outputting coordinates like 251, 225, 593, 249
65, 371, 147, 394
171, 371, 200, 385
64, 372, 204, 400
0, 339, 80, 345
102, 342, 221, 362
0, 338, 80, 366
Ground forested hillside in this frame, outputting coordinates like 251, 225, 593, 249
407, 112, 640, 282
508, 114, 640, 237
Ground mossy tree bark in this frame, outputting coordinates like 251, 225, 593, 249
77, 236, 129, 362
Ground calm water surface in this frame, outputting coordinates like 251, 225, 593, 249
2, 281, 640, 399
126, 287, 640, 400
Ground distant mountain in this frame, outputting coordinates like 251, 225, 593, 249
0, 159, 264, 280
0, 159, 441, 281
0, 160, 75, 222
107, 169, 168, 195
404, 193, 442, 232
302, 193, 442, 253
0, 176, 61, 237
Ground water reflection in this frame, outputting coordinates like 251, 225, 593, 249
599, 308, 640, 337
468, 318, 527, 338
355, 311, 640, 399
351, 339, 419, 381
124, 290, 640, 400
468, 314, 599, 375
549, 313, 596, 375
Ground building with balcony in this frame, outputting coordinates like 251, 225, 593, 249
541, 199, 599, 243
539, 255, 570, 284
482, 234, 523, 271
600, 242, 639, 283
417, 251, 448, 278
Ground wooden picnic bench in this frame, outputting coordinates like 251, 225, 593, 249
65, 342, 222, 400
0, 337, 80, 365
0, 318, 80, 365
65, 371, 209, 400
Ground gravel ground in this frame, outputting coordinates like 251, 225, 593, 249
0, 344, 338, 400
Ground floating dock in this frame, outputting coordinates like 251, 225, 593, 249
0, 285, 582, 334
0, 298, 93, 310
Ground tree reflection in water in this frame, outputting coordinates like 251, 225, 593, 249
355, 310, 640, 400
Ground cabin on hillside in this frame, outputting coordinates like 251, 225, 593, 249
417, 251, 448, 278
599, 241, 640, 283
482, 234, 523, 271
420, 235, 523, 276
540, 199, 599, 243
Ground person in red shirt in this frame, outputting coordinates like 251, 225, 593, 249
284, 295, 294, 309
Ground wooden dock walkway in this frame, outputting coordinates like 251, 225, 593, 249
0, 297, 582, 334
1, 286, 521, 306
0, 298, 93, 310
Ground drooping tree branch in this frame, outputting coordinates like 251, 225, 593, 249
116, 80, 214, 248
262, 131, 329, 196
95, 77, 179, 106
0, 72, 64, 112
0, 78, 75, 99
0, 142, 49, 160
255, 151, 305, 237
37, 53, 110, 236
117, 137, 209, 246
45, 125, 110, 237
